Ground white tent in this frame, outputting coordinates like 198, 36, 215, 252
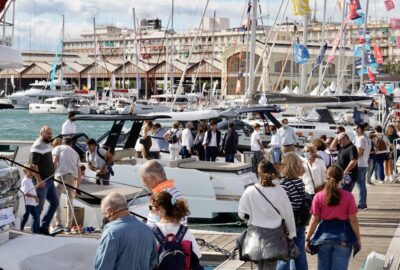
310, 85, 325, 96
280, 86, 292, 94
292, 86, 301, 95
0, 46, 22, 68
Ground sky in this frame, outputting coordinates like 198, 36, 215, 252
8, 0, 399, 51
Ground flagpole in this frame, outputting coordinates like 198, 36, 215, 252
248, 0, 257, 97
337, 0, 347, 95
359, 0, 370, 91
300, 13, 309, 95
318, 0, 327, 88
93, 17, 97, 94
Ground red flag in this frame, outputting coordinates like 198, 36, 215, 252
390, 18, 400, 30
396, 36, 400, 48
380, 85, 387, 94
348, 3, 360, 20
367, 68, 375, 83
384, 0, 395, 11
373, 45, 383, 64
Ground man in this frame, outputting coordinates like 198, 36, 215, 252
139, 160, 186, 226
181, 122, 194, 159
278, 118, 298, 153
86, 138, 114, 185
94, 192, 158, 270
202, 119, 221, 162
250, 123, 264, 171
354, 124, 370, 210
61, 112, 76, 135
149, 123, 163, 159
222, 122, 239, 163
29, 126, 59, 235
53, 137, 82, 231
353, 107, 362, 125
334, 132, 358, 192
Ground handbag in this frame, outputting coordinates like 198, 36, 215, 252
307, 163, 324, 193
292, 182, 311, 227
236, 186, 300, 262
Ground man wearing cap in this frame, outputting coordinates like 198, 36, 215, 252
354, 124, 370, 210
335, 132, 358, 192
278, 118, 298, 153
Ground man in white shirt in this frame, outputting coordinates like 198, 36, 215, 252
61, 112, 77, 135
251, 123, 264, 173
354, 124, 370, 210
180, 122, 194, 159
278, 118, 298, 153
202, 120, 221, 162
53, 137, 81, 231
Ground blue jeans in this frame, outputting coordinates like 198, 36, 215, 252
276, 226, 308, 270
317, 243, 352, 270
36, 179, 59, 230
356, 167, 368, 208
205, 146, 218, 162
375, 153, 386, 181
366, 156, 375, 184
225, 154, 235, 163
20, 205, 40, 233
180, 146, 191, 159
270, 148, 281, 163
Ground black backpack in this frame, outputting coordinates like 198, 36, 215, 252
152, 225, 188, 270
168, 129, 179, 144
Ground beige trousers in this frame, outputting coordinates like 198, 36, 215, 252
54, 174, 76, 228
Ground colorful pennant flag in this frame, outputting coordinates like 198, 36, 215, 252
390, 18, 400, 30
312, 42, 328, 71
348, 2, 360, 20
294, 43, 310, 64
396, 36, 400, 48
352, 0, 362, 10
367, 68, 375, 83
373, 45, 383, 64
354, 44, 363, 57
327, 18, 350, 63
354, 12, 365, 26
384, 0, 395, 11
292, 0, 312, 16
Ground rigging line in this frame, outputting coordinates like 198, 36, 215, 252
257, 0, 268, 38
273, 43, 294, 92
239, 0, 287, 109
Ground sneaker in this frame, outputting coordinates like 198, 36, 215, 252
40, 227, 50, 236
358, 207, 368, 211
64, 227, 71, 233
379, 181, 384, 184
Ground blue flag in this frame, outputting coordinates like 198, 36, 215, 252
354, 44, 363, 57
312, 42, 328, 72
294, 43, 310, 65
50, 38, 62, 90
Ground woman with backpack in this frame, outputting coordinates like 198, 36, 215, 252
277, 153, 309, 270
150, 191, 202, 270
305, 165, 361, 270
373, 125, 390, 184
238, 160, 296, 270
164, 121, 182, 161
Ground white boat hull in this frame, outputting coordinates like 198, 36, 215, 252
29, 103, 68, 114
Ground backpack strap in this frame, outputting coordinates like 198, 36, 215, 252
152, 225, 165, 245
96, 146, 106, 161
175, 225, 188, 243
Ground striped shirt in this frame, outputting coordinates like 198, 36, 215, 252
280, 178, 305, 211
147, 181, 187, 227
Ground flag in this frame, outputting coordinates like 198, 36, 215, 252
50, 38, 62, 90
294, 43, 310, 64
364, 52, 376, 65
396, 36, 400, 48
354, 44, 363, 57
352, 0, 361, 10
373, 45, 383, 64
384, 0, 395, 11
292, 0, 311, 16
312, 42, 328, 72
354, 12, 365, 26
390, 18, 400, 30
367, 68, 375, 83
348, 2, 360, 20
328, 18, 349, 63
354, 58, 362, 67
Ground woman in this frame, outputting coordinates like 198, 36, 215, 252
312, 139, 332, 168
277, 153, 308, 270
366, 132, 376, 185
140, 120, 153, 160
305, 165, 361, 270
302, 144, 326, 202
374, 125, 390, 184
238, 160, 296, 270
150, 191, 202, 269
268, 125, 282, 172
163, 121, 182, 161
193, 124, 206, 161
384, 124, 399, 182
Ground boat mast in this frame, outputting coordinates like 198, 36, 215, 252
318, 0, 327, 88
248, 0, 257, 97
210, 10, 216, 95
60, 15, 64, 91
170, 0, 174, 95
132, 8, 140, 98
93, 17, 97, 95
336, 0, 347, 95
300, 13, 309, 95
359, 0, 370, 92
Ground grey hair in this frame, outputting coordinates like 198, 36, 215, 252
140, 160, 167, 180
102, 192, 127, 211
186, 122, 193, 128
39, 126, 51, 135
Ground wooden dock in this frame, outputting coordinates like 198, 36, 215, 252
194, 183, 400, 269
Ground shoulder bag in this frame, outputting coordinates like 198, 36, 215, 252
291, 181, 311, 227
307, 163, 324, 193
236, 185, 300, 262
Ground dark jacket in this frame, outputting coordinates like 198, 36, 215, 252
223, 128, 239, 155
205, 129, 222, 148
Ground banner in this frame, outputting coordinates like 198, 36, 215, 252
348, 2, 360, 20
354, 44, 363, 57
312, 42, 328, 71
367, 68, 375, 83
384, 0, 395, 11
292, 0, 311, 16
352, 0, 361, 10
390, 18, 400, 30
294, 43, 310, 64
354, 12, 365, 26
373, 45, 383, 64
396, 36, 400, 48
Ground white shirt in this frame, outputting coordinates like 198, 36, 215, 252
302, 158, 326, 195
238, 183, 296, 239
21, 176, 38, 206
355, 135, 370, 167
278, 126, 298, 146
53, 145, 81, 177
154, 223, 201, 259
61, 119, 76, 134
87, 146, 108, 170
181, 128, 194, 148
250, 130, 261, 151
202, 130, 218, 147
269, 133, 282, 149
